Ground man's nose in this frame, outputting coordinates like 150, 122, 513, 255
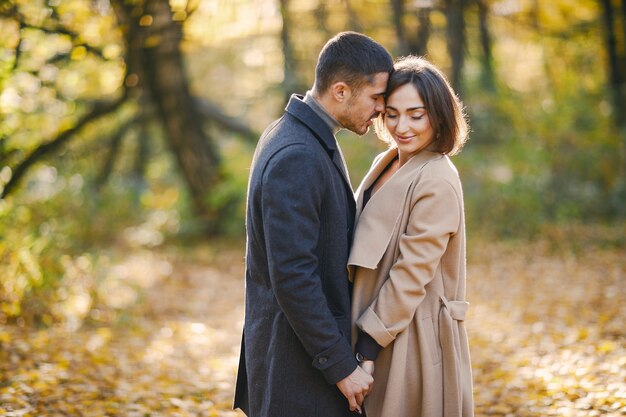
375, 97, 385, 112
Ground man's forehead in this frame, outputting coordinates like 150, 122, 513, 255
366, 72, 389, 92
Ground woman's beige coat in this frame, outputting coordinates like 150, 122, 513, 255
349, 148, 473, 417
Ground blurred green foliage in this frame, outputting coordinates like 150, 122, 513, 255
1, 0, 625, 327
0, 149, 186, 326
458, 64, 625, 239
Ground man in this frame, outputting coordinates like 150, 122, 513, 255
234, 32, 393, 417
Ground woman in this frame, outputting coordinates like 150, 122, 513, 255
349, 56, 473, 417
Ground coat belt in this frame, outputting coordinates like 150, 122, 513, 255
438, 296, 470, 417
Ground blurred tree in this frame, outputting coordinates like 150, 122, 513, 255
0, 0, 624, 243
94, 113, 140, 189
391, 0, 409, 54
444, 0, 468, 93
314, 0, 332, 37
390, 0, 431, 56
414, 3, 432, 57
622, 0, 626, 48
343, 0, 363, 32
279, 0, 307, 103
532, 0, 541, 28
112, 0, 224, 225
0, 0, 256, 231
599, 0, 626, 128
476, 0, 496, 91
132, 115, 151, 185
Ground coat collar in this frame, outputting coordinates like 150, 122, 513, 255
285, 94, 353, 191
348, 147, 443, 270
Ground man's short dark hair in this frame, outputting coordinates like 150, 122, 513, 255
314, 32, 393, 94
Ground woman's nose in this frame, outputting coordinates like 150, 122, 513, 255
396, 115, 409, 133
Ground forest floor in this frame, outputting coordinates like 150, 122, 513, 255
0, 239, 625, 417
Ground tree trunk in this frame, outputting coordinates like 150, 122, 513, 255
414, 6, 432, 56
445, 0, 467, 93
477, 0, 496, 91
344, 0, 363, 32
146, 0, 221, 223
314, 0, 331, 37
621, 0, 626, 119
279, 0, 304, 101
391, 0, 409, 55
621, 0, 626, 50
132, 119, 150, 187
95, 119, 133, 189
600, 0, 626, 220
530, 0, 540, 30
391, 0, 431, 56
599, 0, 626, 127
600, 0, 621, 88
112, 0, 222, 226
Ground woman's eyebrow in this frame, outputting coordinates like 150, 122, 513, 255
385, 105, 426, 111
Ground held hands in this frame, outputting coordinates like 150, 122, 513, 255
359, 360, 375, 378
336, 365, 373, 414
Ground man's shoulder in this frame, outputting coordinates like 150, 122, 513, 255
258, 114, 320, 153
251, 116, 326, 176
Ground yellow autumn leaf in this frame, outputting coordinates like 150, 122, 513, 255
71, 46, 87, 61
597, 340, 617, 353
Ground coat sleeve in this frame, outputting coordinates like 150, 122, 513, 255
261, 144, 357, 384
355, 176, 462, 348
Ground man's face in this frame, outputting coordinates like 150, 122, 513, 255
337, 72, 389, 136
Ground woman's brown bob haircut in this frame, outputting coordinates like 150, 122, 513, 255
376, 56, 469, 155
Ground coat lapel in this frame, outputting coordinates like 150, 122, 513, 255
285, 95, 354, 193
348, 148, 443, 270
353, 149, 398, 220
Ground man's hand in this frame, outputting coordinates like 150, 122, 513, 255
336, 366, 373, 414
360, 360, 375, 378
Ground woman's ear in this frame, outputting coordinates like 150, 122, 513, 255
330, 82, 350, 103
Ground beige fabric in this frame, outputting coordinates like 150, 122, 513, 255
349, 148, 474, 417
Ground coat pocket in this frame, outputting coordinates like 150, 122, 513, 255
421, 316, 442, 365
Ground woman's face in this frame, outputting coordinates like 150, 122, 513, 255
384, 83, 434, 159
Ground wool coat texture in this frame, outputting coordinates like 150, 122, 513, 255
234, 94, 359, 417
349, 148, 474, 417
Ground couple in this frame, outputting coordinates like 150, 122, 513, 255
234, 32, 473, 417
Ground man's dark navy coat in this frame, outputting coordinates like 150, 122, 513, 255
234, 95, 358, 417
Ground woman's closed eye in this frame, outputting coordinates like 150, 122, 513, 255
385, 114, 424, 120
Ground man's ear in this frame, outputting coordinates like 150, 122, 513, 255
330, 82, 351, 103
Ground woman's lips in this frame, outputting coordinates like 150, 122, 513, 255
395, 135, 415, 142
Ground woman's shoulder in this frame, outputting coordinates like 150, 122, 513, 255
421, 154, 460, 181
409, 154, 463, 200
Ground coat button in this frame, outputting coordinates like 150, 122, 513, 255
319, 357, 327, 364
